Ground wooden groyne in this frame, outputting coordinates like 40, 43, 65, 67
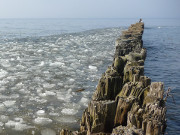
60, 21, 166, 135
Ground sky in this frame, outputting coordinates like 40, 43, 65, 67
0, 0, 179, 18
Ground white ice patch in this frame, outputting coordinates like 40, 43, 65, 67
61, 108, 78, 115
10, 94, 19, 99
70, 63, 79, 69
56, 56, 64, 61
39, 61, 45, 66
29, 97, 47, 104
68, 78, 75, 83
57, 89, 73, 102
3, 100, 16, 107
0, 115, 9, 123
0, 86, 6, 92
0, 103, 6, 112
81, 90, 91, 96
16, 64, 26, 69
43, 83, 55, 89
84, 49, 88, 52
45, 91, 56, 96
0, 69, 8, 79
41, 128, 56, 135
88, 65, 97, 71
37, 49, 43, 53
38, 93, 47, 97
14, 117, 23, 122
0, 122, 4, 127
49, 62, 65, 67
36, 110, 46, 116
37, 91, 56, 97
37, 99, 47, 104
0, 59, 11, 68
38, 91, 56, 97
19, 89, 30, 94
15, 82, 23, 88
34, 117, 52, 125
79, 97, 89, 107
5, 118, 32, 131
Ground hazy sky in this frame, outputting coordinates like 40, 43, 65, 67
0, 0, 179, 18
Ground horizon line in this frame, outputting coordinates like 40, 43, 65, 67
0, 17, 179, 19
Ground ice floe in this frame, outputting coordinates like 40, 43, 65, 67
79, 97, 89, 107
0, 103, 6, 112
34, 117, 52, 125
5, 118, 33, 131
49, 62, 65, 67
39, 61, 45, 66
88, 65, 98, 71
0, 27, 122, 133
36, 110, 46, 116
0, 69, 8, 79
57, 89, 73, 102
0, 115, 9, 123
3, 100, 16, 107
61, 108, 78, 115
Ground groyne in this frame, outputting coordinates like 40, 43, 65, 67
60, 22, 166, 135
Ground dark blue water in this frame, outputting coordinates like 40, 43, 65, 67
143, 19, 180, 134
0, 18, 179, 134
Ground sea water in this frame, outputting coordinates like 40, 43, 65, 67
143, 19, 180, 135
0, 18, 179, 134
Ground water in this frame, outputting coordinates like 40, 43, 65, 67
143, 19, 180, 134
0, 18, 179, 134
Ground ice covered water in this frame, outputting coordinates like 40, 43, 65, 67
0, 27, 123, 134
